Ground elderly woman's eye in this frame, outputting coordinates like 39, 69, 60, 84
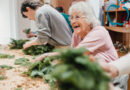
76, 16, 80, 19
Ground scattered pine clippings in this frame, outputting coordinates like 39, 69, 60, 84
51, 48, 111, 90
0, 53, 15, 59
14, 58, 31, 67
15, 88, 22, 90
22, 44, 54, 55
0, 65, 13, 70
9, 39, 29, 49
0, 75, 6, 80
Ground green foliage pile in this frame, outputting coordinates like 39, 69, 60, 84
9, 39, 29, 49
22, 44, 54, 55
14, 58, 31, 67
24, 57, 56, 85
0, 53, 15, 59
24, 48, 110, 90
51, 48, 110, 90
0, 65, 13, 70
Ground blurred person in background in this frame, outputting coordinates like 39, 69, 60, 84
21, 0, 72, 49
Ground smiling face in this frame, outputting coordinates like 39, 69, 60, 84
70, 10, 91, 39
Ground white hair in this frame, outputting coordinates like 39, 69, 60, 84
69, 1, 101, 28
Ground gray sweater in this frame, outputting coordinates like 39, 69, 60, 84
35, 4, 72, 46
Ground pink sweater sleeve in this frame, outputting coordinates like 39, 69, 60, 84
77, 29, 105, 53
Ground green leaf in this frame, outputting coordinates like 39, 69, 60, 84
9, 39, 29, 49
30, 70, 44, 77
25, 28, 30, 34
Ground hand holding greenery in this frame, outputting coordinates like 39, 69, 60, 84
22, 44, 54, 55
25, 28, 31, 34
24, 48, 110, 90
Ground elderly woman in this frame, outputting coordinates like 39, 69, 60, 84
69, 2, 118, 62
33, 1, 128, 90
69, 2, 128, 90
34, 1, 118, 63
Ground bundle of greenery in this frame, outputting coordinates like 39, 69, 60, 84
24, 57, 56, 85
9, 39, 29, 49
51, 48, 110, 90
22, 44, 54, 55
24, 48, 110, 90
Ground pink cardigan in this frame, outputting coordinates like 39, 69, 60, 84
71, 26, 118, 62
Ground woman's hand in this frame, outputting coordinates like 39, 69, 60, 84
26, 32, 36, 38
23, 41, 33, 49
87, 55, 119, 78
99, 62, 119, 78
33, 53, 49, 62
33, 52, 60, 62
23, 29, 36, 38
23, 40, 39, 49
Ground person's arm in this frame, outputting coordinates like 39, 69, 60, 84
23, 38, 40, 49
76, 29, 105, 53
99, 62, 119, 78
35, 12, 51, 45
23, 29, 36, 38
76, 30, 105, 62
109, 53, 130, 76
33, 52, 59, 62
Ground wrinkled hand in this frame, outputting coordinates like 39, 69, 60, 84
33, 52, 60, 62
87, 55, 119, 78
33, 53, 48, 62
23, 41, 33, 49
23, 39, 39, 49
99, 62, 119, 78
26, 32, 36, 38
